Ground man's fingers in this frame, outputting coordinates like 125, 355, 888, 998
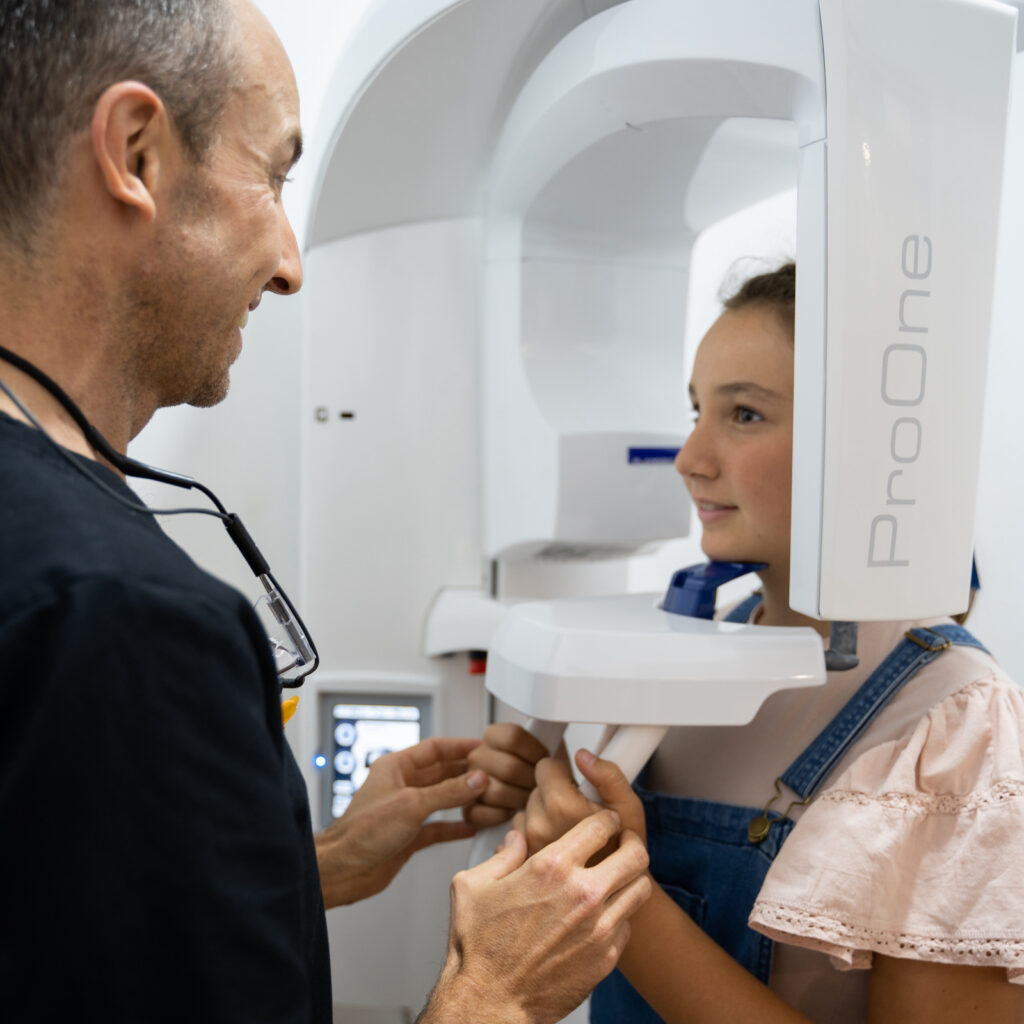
463, 803, 514, 827
401, 736, 482, 774
404, 757, 472, 789
584, 828, 650, 897
601, 863, 654, 923
592, 917, 634, 982
472, 828, 527, 881
409, 820, 478, 855
414, 769, 489, 817
548, 808, 623, 866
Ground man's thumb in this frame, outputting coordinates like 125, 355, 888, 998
478, 828, 527, 881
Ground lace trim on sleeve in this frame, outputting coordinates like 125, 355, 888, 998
816, 776, 1024, 815
751, 900, 1024, 983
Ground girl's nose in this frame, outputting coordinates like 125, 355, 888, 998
675, 422, 716, 481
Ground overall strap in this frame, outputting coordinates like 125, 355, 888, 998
781, 623, 988, 800
724, 593, 763, 623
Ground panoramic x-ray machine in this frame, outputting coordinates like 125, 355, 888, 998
289, 0, 1019, 1015
472, 0, 1020, 815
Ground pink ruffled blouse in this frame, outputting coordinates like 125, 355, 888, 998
750, 672, 1024, 980
645, 614, 1024, 1021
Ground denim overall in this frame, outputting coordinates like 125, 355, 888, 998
591, 603, 987, 1023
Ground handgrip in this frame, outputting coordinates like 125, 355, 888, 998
576, 724, 669, 802
467, 720, 671, 862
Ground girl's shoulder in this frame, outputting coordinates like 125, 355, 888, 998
750, 641, 1024, 982
820, 667, 1023, 813
841, 616, 1012, 760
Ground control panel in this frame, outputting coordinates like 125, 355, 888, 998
317, 692, 433, 825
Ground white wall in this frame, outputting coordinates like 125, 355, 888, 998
970, 56, 1024, 683
129, 0, 370, 596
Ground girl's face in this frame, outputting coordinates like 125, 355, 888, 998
675, 305, 794, 573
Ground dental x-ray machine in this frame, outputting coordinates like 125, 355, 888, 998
473, 0, 1020, 813
290, 0, 1019, 1015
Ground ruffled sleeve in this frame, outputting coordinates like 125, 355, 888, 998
749, 676, 1024, 983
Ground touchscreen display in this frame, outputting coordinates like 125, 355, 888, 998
328, 701, 423, 819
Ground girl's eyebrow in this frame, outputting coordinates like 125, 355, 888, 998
688, 381, 785, 402
717, 381, 784, 401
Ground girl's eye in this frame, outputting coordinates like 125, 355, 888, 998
735, 406, 763, 424
689, 405, 700, 423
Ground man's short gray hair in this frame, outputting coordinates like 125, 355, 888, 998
0, 0, 238, 255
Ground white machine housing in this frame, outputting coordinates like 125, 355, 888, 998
797, 0, 1016, 620
483, 0, 1017, 620
486, 593, 827, 727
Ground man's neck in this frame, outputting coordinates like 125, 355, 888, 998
0, 317, 150, 473
0, 359, 104, 459
0, 224, 153, 459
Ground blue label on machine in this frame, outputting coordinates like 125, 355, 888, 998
628, 447, 680, 464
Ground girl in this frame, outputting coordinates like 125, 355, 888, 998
466, 263, 1024, 1023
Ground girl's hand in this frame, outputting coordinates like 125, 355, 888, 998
520, 749, 648, 858
462, 722, 550, 827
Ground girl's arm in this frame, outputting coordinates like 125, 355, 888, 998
546, 751, 1024, 1024
866, 956, 1024, 1024
616, 883, 1024, 1024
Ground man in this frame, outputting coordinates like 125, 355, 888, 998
0, 1, 650, 1021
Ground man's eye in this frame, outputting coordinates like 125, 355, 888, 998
689, 406, 700, 423
735, 406, 763, 424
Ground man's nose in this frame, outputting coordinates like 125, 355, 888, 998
267, 213, 303, 295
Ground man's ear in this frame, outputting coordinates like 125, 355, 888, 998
90, 81, 173, 222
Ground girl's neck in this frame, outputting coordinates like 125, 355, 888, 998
754, 571, 832, 640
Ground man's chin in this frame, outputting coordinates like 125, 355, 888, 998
187, 371, 231, 409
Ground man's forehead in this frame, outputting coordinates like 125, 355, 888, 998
224, 6, 302, 160
229, 0, 300, 103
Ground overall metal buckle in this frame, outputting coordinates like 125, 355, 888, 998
748, 778, 809, 845
905, 627, 952, 652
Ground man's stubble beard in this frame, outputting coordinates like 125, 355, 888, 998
115, 168, 235, 415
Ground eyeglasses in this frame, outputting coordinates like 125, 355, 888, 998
253, 575, 318, 686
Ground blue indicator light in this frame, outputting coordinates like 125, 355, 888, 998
313, 753, 327, 770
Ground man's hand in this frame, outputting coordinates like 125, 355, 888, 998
314, 737, 486, 908
418, 810, 652, 1024
462, 722, 550, 827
